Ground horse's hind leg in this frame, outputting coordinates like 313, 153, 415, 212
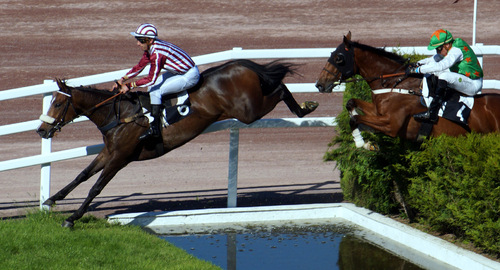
346, 99, 378, 117
278, 84, 318, 117
43, 150, 108, 207
346, 98, 379, 150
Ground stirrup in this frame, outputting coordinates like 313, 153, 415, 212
139, 127, 160, 140
138, 129, 154, 140
414, 111, 438, 123
413, 111, 431, 121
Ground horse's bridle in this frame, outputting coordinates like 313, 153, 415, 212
39, 89, 81, 133
324, 43, 361, 86
39, 88, 139, 135
39, 88, 116, 132
326, 45, 410, 88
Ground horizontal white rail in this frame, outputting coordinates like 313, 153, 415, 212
0, 117, 336, 172
1, 45, 499, 101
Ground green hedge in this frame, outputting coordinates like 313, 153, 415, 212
407, 133, 500, 255
324, 76, 419, 214
324, 52, 500, 256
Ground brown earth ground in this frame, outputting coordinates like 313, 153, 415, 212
1, 1, 499, 225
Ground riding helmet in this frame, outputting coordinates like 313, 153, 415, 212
428, 29, 453, 50
131, 23, 158, 39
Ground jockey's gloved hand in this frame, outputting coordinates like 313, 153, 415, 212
408, 62, 420, 68
405, 66, 420, 76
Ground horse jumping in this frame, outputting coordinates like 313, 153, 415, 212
315, 32, 500, 148
37, 59, 318, 227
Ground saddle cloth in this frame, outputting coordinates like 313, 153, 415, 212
421, 82, 474, 125
373, 87, 474, 126
143, 90, 192, 126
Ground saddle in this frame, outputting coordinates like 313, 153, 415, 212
138, 75, 204, 127
138, 91, 193, 127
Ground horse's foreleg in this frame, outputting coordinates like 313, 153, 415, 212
278, 84, 318, 117
43, 151, 108, 207
62, 160, 128, 228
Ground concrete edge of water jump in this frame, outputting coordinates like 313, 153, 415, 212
107, 203, 499, 270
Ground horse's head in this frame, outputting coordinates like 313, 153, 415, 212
37, 79, 79, 139
316, 31, 357, 93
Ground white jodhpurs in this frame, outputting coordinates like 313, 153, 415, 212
149, 66, 200, 105
438, 71, 483, 96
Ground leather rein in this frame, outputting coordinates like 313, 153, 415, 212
43, 88, 143, 134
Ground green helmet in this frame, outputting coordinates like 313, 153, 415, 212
428, 29, 453, 50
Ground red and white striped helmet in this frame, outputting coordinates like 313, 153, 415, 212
130, 23, 158, 39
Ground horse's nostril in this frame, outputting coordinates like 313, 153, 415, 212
316, 84, 324, 92
36, 129, 47, 138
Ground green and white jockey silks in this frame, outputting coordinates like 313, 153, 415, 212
450, 38, 483, 80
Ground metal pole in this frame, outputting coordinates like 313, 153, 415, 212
227, 128, 239, 208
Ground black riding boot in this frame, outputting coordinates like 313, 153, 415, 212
414, 79, 446, 123
139, 104, 163, 140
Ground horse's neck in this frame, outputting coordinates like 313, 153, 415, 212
355, 49, 408, 90
72, 89, 118, 126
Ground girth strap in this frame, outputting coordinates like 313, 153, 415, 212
98, 113, 145, 134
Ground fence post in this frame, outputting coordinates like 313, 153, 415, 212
40, 81, 53, 210
227, 128, 239, 207
475, 43, 484, 67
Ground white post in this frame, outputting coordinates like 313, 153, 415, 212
227, 128, 239, 208
40, 87, 53, 210
472, 0, 478, 45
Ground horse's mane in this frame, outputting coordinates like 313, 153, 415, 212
73, 84, 116, 97
350, 41, 408, 65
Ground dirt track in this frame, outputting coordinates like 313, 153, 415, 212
1, 0, 499, 219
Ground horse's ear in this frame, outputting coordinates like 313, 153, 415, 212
346, 31, 352, 41
56, 78, 67, 91
343, 31, 352, 50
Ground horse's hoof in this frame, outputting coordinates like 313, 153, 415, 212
43, 199, 55, 207
301, 101, 319, 112
363, 142, 379, 151
61, 220, 74, 228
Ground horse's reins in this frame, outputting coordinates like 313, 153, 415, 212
43, 84, 126, 133
326, 72, 407, 86
94, 92, 123, 109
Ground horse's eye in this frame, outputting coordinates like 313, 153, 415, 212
54, 103, 62, 108
335, 55, 345, 66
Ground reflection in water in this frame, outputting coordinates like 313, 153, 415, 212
160, 225, 425, 270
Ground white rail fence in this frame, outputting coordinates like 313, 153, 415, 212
1, 45, 499, 209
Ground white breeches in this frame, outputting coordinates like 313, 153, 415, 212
149, 66, 200, 105
437, 71, 483, 96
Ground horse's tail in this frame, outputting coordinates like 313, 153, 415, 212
235, 59, 297, 95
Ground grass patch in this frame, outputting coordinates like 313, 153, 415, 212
0, 211, 220, 270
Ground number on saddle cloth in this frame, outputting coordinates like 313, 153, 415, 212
441, 94, 473, 126
161, 90, 192, 126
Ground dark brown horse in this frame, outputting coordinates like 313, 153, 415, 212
315, 32, 500, 148
37, 59, 318, 227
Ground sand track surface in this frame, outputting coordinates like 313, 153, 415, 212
1, 0, 499, 218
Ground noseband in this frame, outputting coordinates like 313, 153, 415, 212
39, 90, 79, 133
